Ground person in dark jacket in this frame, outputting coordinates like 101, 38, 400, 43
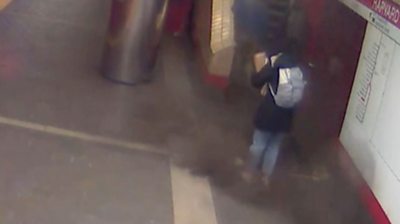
243, 50, 299, 185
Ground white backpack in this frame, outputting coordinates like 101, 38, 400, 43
269, 67, 306, 108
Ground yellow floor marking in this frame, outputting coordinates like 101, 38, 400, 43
0, 115, 166, 155
170, 163, 218, 224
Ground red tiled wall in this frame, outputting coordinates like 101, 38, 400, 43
165, 0, 193, 34
297, 1, 390, 223
295, 0, 366, 143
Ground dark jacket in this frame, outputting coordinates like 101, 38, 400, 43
251, 53, 297, 133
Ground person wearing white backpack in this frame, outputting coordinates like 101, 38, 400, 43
242, 47, 306, 186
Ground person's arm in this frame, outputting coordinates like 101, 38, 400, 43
251, 63, 275, 88
253, 52, 268, 72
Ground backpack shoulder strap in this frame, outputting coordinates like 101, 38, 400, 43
269, 68, 290, 96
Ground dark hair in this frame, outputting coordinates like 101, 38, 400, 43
262, 38, 299, 61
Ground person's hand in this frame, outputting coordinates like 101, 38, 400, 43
253, 52, 268, 72
260, 84, 268, 96
270, 53, 283, 67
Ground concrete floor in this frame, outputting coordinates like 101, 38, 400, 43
0, 125, 173, 224
0, 1, 373, 224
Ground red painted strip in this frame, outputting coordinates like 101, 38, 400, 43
334, 141, 391, 224
204, 74, 229, 90
360, 185, 391, 224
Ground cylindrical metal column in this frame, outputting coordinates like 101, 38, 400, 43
102, 0, 169, 84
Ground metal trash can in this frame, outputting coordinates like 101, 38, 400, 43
102, 0, 169, 84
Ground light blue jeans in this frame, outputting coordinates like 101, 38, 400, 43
249, 129, 285, 177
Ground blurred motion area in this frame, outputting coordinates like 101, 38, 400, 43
0, 0, 399, 224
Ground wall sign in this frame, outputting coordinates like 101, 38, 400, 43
339, 1, 400, 223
